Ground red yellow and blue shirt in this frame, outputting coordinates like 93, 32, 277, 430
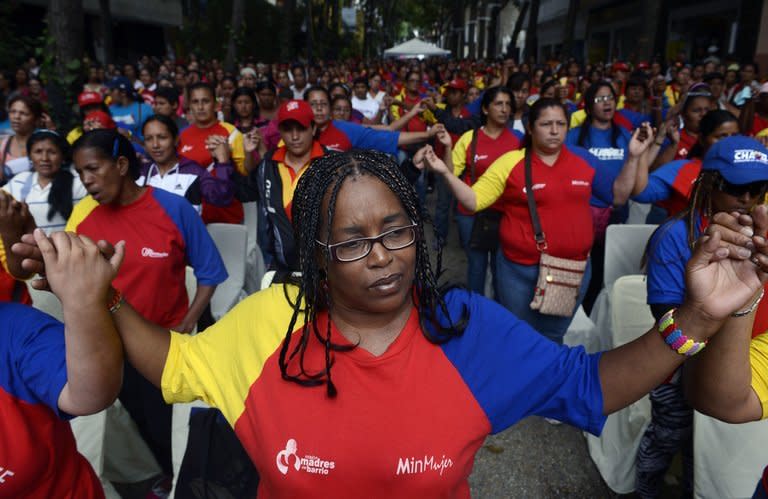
161, 285, 606, 497
0, 303, 103, 498
66, 187, 227, 328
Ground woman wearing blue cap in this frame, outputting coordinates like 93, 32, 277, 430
638, 135, 768, 498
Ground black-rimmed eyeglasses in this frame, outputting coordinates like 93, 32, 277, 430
316, 224, 418, 262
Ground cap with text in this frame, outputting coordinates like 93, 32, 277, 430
702, 135, 768, 184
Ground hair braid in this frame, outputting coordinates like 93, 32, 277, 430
277, 150, 468, 397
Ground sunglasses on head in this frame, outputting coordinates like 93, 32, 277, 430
716, 177, 768, 198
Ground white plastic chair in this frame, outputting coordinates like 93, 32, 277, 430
242, 201, 266, 294
589, 224, 658, 352
586, 275, 654, 493
207, 223, 248, 320
627, 200, 652, 225
693, 412, 768, 498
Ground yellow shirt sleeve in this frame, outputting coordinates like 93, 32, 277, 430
570, 109, 586, 128
471, 149, 524, 211
221, 122, 247, 176
0, 237, 8, 273
452, 130, 474, 177
66, 196, 99, 232
161, 283, 305, 425
750, 333, 768, 419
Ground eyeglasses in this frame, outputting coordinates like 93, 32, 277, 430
716, 178, 768, 198
316, 224, 418, 262
308, 101, 329, 109
593, 95, 615, 104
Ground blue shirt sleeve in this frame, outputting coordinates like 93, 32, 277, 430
570, 146, 615, 206
632, 159, 686, 203
333, 120, 400, 156
646, 219, 691, 305
1, 304, 69, 418
153, 189, 228, 286
437, 291, 606, 436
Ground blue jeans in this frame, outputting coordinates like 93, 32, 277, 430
456, 214, 496, 295
495, 252, 592, 344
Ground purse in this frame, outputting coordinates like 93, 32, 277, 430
467, 129, 502, 251
523, 151, 588, 317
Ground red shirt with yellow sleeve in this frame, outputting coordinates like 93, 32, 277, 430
178, 121, 245, 224
66, 187, 227, 328
161, 284, 606, 498
452, 128, 522, 216
471, 146, 614, 265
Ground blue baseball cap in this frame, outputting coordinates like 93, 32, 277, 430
702, 135, 768, 185
106, 76, 132, 92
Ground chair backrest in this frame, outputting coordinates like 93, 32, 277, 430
206, 223, 248, 320
603, 224, 658, 288
610, 274, 655, 348
26, 282, 64, 322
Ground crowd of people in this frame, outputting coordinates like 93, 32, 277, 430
2, 48, 768, 499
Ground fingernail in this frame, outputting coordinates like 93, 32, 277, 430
739, 247, 753, 258
747, 242, 756, 251
755, 236, 766, 246
742, 227, 755, 237
716, 248, 729, 258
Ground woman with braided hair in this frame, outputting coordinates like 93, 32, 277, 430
15, 148, 768, 497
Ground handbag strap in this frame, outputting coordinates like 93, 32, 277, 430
467, 128, 479, 183
523, 149, 547, 251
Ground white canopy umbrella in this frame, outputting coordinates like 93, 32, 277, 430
383, 38, 451, 59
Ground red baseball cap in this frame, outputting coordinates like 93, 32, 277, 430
612, 62, 630, 72
445, 78, 468, 92
277, 100, 314, 128
78, 91, 103, 108
83, 110, 116, 130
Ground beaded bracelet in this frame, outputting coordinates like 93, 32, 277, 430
107, 289, 124, 314
657, 309, 707, 357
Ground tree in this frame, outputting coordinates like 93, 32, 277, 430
98, 0, 114, 65
47, 0, 84, 129
224, 0, 245, 71
524, 0, 539, 62
561, 0, 579, 60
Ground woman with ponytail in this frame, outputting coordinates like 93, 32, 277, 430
2, 130, 85, 233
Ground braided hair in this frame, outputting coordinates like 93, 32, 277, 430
279, 149, 468, 397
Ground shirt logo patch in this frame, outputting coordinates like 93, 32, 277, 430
0, 466, 15, 484
395, 454, 454, 476
734, 149, 768, 164
571, 180, 590, 187
276, 439, 336, 476
141, 247, 170, 258
180, 145, 194, 153
326, 143, 343, 151
474, 154, 488, 162
588, 147, 625, 161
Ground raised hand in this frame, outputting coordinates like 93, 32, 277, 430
243, 129, 263, 154
34, 230, 125, 306
686, 206, 768, 322
205, 134, 232, 163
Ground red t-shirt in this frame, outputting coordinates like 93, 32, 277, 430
674, 129, 697, 160
751, 114, 768, 137
67, 188, 227, 328
178, 122, 244, 224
